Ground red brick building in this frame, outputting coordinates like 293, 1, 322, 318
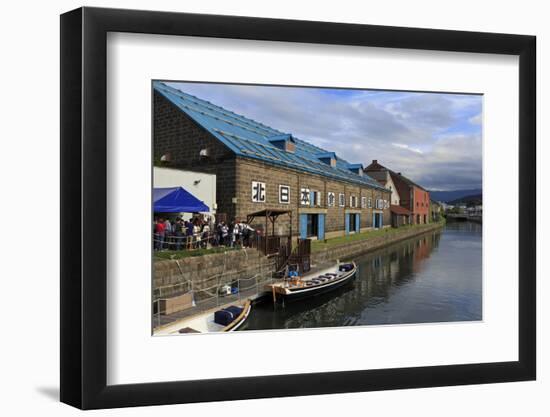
364, 160, 430, 225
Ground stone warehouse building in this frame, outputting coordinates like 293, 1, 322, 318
153, 82, 391, 240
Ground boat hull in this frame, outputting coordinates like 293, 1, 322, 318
278, 263, 357, 302
223, 301, 252, 331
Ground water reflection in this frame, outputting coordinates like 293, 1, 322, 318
245, 222, 482, 330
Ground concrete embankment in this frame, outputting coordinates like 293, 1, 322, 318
154, 223, 445, 300
311, 222, 445, 265
154, 248, 275, 300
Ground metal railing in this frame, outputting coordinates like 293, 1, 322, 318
153, 258, 279, 330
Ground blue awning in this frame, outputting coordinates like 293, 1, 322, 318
153, 187, 209, 213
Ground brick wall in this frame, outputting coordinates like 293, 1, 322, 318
412, 186, 430, 224
235, 158, 391, 236
154, 92, 391, 234
154, 92, 237, 220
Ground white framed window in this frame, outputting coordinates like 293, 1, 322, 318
315, 191, 322, 206
279, 185, 290, 204
300, 188, 310, 206
327, 192, 335, 207
339, 193, 345, 207
361, 196, 367, 209
350, 195, 357, 208
368, 197, 372, 208
251, 181, 266, 203
310, 190, 320, 207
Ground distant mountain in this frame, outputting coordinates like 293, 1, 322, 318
429, 189, 482, 203
447, 194, 482, 206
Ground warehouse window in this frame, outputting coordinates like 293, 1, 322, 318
339, 193, 345, 207
311, 190, 322, 207
368, 197, 372, 208
327, 192, 335, 207
361, 196, 367, 209
350, 195, 357, 208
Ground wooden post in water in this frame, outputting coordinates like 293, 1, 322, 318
272, 285, 277, 304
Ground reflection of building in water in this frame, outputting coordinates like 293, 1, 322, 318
267, 230, 443, 328
358, 232, 439, 302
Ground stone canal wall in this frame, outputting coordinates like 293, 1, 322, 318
311, 222, 445, 265
154, 223, 445, 300
154, 248, 275, 299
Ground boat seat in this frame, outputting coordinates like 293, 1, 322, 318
214, 305, 243, 326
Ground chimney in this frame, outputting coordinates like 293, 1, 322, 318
372, 159, 378, 164
398, 172, 402, 175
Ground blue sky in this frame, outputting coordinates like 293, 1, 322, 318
166, 82, 482, 191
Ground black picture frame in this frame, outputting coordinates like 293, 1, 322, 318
60, 6, 536, 410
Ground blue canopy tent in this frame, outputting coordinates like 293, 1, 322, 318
153, 187, 209, 213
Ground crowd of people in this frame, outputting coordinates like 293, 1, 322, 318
153, 214, 257, 252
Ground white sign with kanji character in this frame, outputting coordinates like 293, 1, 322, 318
251, 181, 266, 203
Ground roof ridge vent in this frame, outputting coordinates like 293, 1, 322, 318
347, 163, 364, 176
267, 133, 296, 153
317, 152, 337, 168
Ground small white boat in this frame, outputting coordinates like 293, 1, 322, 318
267, 261, 357, 302
155, 300, 252, 335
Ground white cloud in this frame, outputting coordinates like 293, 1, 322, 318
469, 113, 482, 125
166, 82, 482, 190
392, 143, 424, 154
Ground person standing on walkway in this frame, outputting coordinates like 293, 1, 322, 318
186, 219, 194, 249
202, 222, 210, 249
174, 217, 184, 251
154, 217, 166, 251
193, 219, 201, 249
221, 222, 229, 246
163, 218, 173, 250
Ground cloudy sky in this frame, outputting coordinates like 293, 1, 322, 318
167, 82, 482, 191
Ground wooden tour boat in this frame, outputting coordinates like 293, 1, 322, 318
155, 300, 252, 335
267, 261, 357, 302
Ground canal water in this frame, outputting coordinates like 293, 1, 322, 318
245, 221, 482, 330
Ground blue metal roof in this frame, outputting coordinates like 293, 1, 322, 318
154, 82, 386, 191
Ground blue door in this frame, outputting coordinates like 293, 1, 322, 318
318, 214, 325, 240
355, 214, 361, 233
345, 213, 350, 235
379, 213, 383, 228
300, 214, 308, 239
373, 213, 381, 229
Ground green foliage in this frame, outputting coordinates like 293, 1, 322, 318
154, 246, 238, 260
311, 221, 444, 253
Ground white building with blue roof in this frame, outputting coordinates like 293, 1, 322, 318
153, 82, 391, 240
